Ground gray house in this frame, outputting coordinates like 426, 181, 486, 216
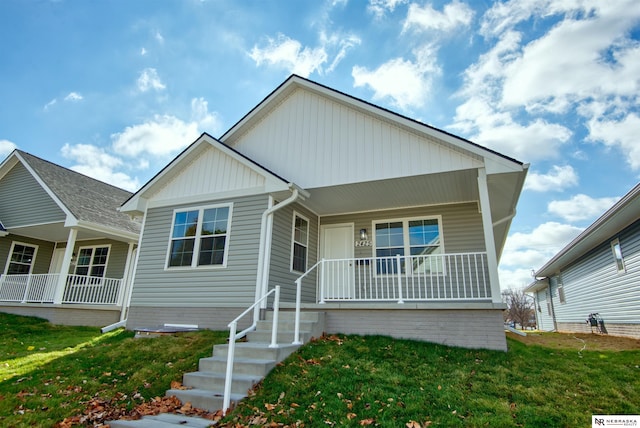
121, 75, 529, 351
0, 150, 140, 326
526, 182, 640, 338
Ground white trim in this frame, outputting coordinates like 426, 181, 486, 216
146, 186, 275, 210
477, 168, 501, 303
3, 241, 39, 275
290, 211, 310, 274
164, 202, 233, 270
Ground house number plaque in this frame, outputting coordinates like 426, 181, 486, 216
355, 240, 372, 247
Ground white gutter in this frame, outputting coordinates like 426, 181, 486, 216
492, 210, 516, 227
252, 184, 309, 326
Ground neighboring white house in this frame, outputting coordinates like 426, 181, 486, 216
120, 75, 529, 351
0, 150, 140, 326
526, 182, 640, 338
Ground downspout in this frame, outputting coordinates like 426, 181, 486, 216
252, 184, 308, 326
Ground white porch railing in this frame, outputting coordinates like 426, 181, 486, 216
312, 252, 491, 303
0, 273, 124, 305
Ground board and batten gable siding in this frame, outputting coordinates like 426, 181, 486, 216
550, 219, 640, 326
268, 202, 319, 303
0, 234, 55, 275
229, 88, 484, 189
146, 141, 270, 205
130, 194, 269, 307
0, 162, 65, 227
320, 202, 486, 257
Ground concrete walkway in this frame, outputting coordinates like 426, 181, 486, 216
107, 413, 216, 427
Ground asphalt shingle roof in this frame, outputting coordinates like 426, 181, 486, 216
18, 151, 141, 235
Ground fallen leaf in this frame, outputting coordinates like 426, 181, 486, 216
347, 412, 357, 420
360, 418, 375, 425
406, 421, 421, 428
265, 403, 277, 411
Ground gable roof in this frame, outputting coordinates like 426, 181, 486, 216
120, 133, 293, 215
529, 182, 640, 286
221, 74, 524, 175
0, 150, 140, 236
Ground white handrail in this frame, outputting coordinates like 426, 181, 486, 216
223, 285, 281, 415
293, 260, 322, 344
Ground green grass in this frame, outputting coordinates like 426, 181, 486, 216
0, 313, 227, 427
1, 313, 638, 427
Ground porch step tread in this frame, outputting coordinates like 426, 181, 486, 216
166, 388, 244, 413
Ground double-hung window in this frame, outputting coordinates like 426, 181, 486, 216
168, 204, 232, 268
374, 217, 442, 274
291, 213, 309, 273
6, 242, 38, 275
75, 246, 110, 277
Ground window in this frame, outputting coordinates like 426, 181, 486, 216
374, 217, 442, 274
291, 213, 309, 273
168, 204, 232, 268
557, 286, 566, 304
75, 246, 110, 277
611, 239, 626, 273
6, 242, 38, 275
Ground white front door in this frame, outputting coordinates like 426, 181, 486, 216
320, 224, 355, 299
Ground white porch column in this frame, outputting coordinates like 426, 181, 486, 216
477, 168, 502, 303
52, 228, 77, 304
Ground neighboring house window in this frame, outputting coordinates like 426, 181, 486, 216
610, 239, 626, 273
557, 286, 566, 304
5, 242, 38, 275
291, 213, 309, 273
167, 204, 232, 268
374, 217, 442, 274
75, 246, 110, 277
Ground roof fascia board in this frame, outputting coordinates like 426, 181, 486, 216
535, 182, 640, 277
221, 75, 524, 172
120, 133, 290, 214
74, 220, 140, 243
146, 185, 289, 210
13, 151, 77, 222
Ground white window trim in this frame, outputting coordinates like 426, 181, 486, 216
74, 244, 112, 278
372, 215, 444, 276
165, 203, 233, 270
290, 211, 310, 274
4, 241, 39, 275
610, 238, 626, 274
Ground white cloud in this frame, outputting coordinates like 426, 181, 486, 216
111, 97, 221, 158
249, 34, 328, 77
323, 32, 361, 74
352, 44, 439, 111
137, 68, 166, 92
154, 30, 164, 44
61, 143, 140, 191
403, 0, 474, 33
44, 98, 57, 111
547, 194, 620, 222
368, 0, 407, 18
524, 165, 578, 192
64, 92, 83, 102
140, 47, 147, 56
499, 221, 584, 288
0, 139, 17, 158
587, 113, 640, 170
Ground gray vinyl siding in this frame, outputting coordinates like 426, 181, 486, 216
57, 239, 130, 278
130, 194, 268, 307
268, 203, 319, 303
550, 219, 640, 326
0, 162, 65, 227
320, 202, 486, 256
0, 235, 55, 275
533, 289, 553, 331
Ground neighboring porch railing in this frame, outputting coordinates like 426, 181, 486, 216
0, 273, 124, 305
310, 252, 491, 303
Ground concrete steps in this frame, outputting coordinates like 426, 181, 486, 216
167, 311, 324, 413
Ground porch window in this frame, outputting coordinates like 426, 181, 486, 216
374, 217, 442, 274
5, 242, 38, 275
75, 246, 110, 277
167, 204, 232, 268
291, 213, 309, 273
610, 239, 626, 273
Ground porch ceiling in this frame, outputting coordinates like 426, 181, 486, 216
303, 169, 481, 216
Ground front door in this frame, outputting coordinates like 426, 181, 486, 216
320, 224, 355, 299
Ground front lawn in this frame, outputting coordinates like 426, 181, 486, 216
1, 312, 638, 427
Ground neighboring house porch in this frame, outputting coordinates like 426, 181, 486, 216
0, 151, 140, 326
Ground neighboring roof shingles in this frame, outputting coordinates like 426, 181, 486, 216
18, 151, 140, 235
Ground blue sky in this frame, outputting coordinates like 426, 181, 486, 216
1, 0, 639, 290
